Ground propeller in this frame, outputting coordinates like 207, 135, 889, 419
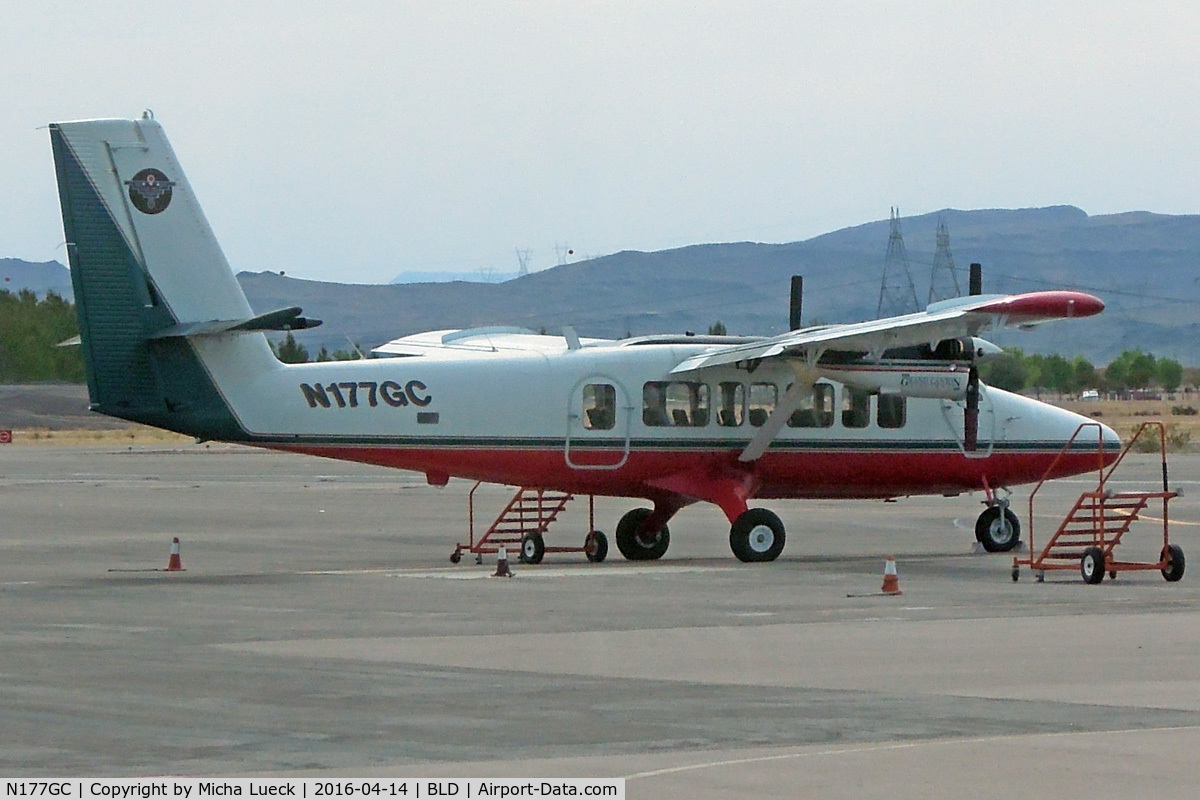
964, 365, 980, 452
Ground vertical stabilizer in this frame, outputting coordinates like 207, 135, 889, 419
50, 115, 274, 437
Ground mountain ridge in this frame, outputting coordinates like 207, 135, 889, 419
7, 205, 1199, 364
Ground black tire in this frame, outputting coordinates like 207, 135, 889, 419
585, 531, 608, 563
1162, 544, 1185, 582
615, 508, 670, 561
975, 506, 1021, 552
1011, 565, 1020, 582
520, 532, 545, 565
729, 508, 786, 563
1081, 546, 1106, 584
450, 550, 462, 564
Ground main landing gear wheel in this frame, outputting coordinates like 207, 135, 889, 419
1162, 544, 1185, 582
975, 506, 1021, 552
585, 531, 608, 563
615, 508, 670, 561
729, 508, 786, 563
520, 531, 545, 564
1081, 546, 1106, 584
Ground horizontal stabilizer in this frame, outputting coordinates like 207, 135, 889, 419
148, 306, 322, 339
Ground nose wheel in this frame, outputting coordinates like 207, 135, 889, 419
976, 504, 1021, 552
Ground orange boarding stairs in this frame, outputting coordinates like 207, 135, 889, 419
451, 483, 606, 565
1014, 421, 1184, 584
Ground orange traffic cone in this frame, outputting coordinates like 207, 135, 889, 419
492, 546, 513, 578
881, 555, 901, 595
166, 537, 184, 571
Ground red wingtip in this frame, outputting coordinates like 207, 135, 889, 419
973, 290, 1104, 319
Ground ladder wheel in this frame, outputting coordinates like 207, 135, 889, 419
1162, 544, 1185, 582
1081, 547, 1106, 584
450, 550, 462, 564
1011, 565, 1020, 582
585, 531, 608, 563
520, 532, 545, 565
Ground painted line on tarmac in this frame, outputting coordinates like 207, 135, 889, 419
305, 566, 740, 579
622, 724, 1200, 782
396, 565, 740, 579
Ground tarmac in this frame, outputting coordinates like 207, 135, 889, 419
2, 442, 1200, 798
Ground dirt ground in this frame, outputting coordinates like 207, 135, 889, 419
0, 383, 190, 444
1056, 396, 1200, 451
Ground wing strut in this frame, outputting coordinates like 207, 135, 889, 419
739, 361, 818, 463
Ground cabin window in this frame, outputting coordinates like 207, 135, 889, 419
643, 381, 709, 427
787, 383, 834, 428
748, 383, 777, 427
583, 383, 616, 430
877, 394, 906, 429
841, 387, 872, 429
717, 382, 745, 427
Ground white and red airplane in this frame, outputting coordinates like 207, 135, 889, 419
49, 115, 1120, 564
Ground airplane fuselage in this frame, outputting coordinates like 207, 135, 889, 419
188, 332, 1117, 504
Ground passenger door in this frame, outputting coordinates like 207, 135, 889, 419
565, 376, 631, 470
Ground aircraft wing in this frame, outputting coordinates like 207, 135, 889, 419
670, 290, 1104, 374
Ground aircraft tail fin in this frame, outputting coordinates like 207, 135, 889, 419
49, 114, 276, 437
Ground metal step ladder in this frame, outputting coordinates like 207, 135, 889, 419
1014, 421, 1183, 584
451, 484, 603, 565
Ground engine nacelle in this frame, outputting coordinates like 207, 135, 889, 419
876, 337, 1004, 363
931, 336, 1004, 361
819, 365, 970, 400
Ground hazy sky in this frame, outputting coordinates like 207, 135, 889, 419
3, 1, 1197, 284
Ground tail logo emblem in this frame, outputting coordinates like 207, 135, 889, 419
125, 168, 175, 214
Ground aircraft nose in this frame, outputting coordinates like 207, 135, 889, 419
1057, 407, 1119, 454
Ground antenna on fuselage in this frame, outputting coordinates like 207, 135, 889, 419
345, 335, 367, 360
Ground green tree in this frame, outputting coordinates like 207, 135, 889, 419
981, 350, 1028, 392
331, 345, 363, 361
1040, 354, 1074, 394
1157, 358, 1184, 393
1127, 351, 1157, 390
0, 289, 85, 382
1104, 350, 1158, 392
707, 320, 727, 336
1071, 356, 1098, 394
315, 346, 332, 362
273, 331, 309, 363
